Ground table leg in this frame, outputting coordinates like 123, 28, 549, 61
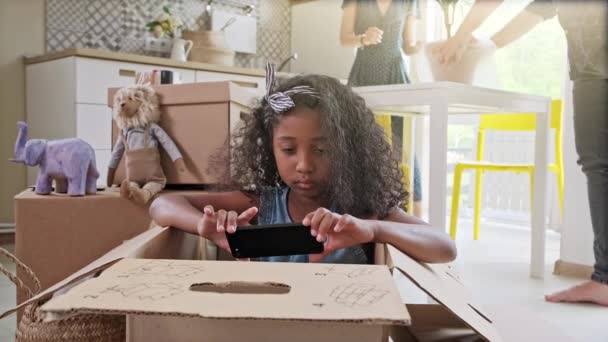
428, 101, 449, 231
530, 101, 551, 278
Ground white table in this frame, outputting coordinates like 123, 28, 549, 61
355, 82, 552, 278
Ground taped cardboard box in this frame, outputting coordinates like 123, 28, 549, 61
14, 188, 151, 310
107, 81, 263, 185
13, 188, 210, 320
3, 227, 507, 342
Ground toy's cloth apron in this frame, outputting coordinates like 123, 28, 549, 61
123, 125, 166, 187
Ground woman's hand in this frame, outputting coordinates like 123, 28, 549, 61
362, 26, 383, 46
302, 208, 375, 262
403, 41, 425, 55
196, 205, 258, 252
432, 33, 473, 64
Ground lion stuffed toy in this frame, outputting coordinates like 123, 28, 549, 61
107, 84, 185, 205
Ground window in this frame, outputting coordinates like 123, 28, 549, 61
452, 0, 567, 98
423, 0, 567, 222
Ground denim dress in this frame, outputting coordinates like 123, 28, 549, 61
255, 187, 370, 264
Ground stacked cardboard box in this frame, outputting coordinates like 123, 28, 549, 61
14, 81, 261, 316
14, 188, 152, 307
107, 81, 261, 185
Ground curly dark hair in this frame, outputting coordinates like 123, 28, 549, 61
222, 73, 408, 219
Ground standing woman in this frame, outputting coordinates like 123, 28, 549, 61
340, 0, 422, 85
340, 0, 424, 216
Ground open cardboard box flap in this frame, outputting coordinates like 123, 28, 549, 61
0, 226, 180, 319
40, 258, 411, 325
386, 245, 502, 342
3, 226, 501, 341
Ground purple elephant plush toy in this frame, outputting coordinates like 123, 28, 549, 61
9, 121, 99, 196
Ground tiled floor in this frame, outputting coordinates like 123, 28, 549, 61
0, 221, 605, 341
445, 219, 606, 342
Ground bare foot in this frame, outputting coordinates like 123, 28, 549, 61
545, 281, 608, 306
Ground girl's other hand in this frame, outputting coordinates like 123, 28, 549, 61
196, 206, 258, 252
302, 208, 375, 262
363, 26, 383, 46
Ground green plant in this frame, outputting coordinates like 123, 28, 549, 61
145, 6, 184, 39
435, 0, 472, 38
435, 0, 459, 38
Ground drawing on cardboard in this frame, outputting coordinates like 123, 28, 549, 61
85, 282, 184, 301
330, 283, 389, 307
315, 265, 378, 279
117, 260, 205, 278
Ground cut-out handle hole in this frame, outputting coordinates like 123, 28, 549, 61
190, 281, 291, 294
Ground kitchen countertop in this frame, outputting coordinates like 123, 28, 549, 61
23, 48, 274, 77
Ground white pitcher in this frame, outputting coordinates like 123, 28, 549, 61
170, 38, 193, 62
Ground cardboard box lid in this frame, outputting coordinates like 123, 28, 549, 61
107, 81, 262, 108
3, 226, 501, 341
386, 245, 503, 342
0, 227, 169, 319
41, 259, 410, 325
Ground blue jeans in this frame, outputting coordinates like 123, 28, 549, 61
391, 116, 422, 202
573, 79, 608, 284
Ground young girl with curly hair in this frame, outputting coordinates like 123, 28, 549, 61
149, 64, 456, 264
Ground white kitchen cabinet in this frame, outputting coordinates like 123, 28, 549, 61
75, 58, 195, 104
94, 149, 112, 188
76, 104, 112, 150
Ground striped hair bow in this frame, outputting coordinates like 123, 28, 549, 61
264, 62, 319, 114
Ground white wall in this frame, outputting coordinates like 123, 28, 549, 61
559, 80, 595, 266
290, 0, 356, 80
0, 0, 45, 223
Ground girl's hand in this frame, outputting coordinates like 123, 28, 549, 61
196, 205, 258, 252
302, 208, 375, 262
363, 26, 383, 46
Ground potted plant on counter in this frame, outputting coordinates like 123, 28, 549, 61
146, 6, 192, 62
437, 0, 460, 39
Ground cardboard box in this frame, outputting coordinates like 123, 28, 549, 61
14, 188, 152, 307
3, 227, 507, 341
107, 81, 262, 185
44, 259, 409, 341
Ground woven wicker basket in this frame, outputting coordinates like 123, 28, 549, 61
0, 248, 125, 341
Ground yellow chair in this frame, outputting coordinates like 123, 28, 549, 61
375, 114, 413, 214
449, 100, 563, 240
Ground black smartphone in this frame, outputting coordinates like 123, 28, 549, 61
225, 223, 324, 258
